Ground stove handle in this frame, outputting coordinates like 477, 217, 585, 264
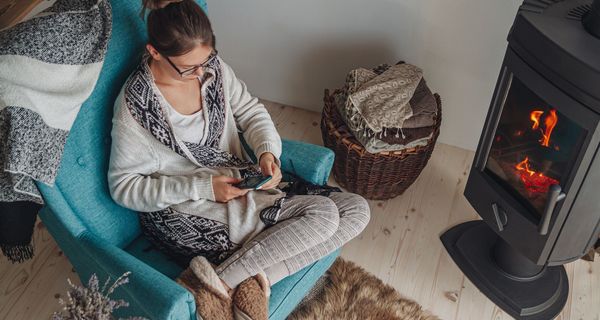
539, 184, 566, 236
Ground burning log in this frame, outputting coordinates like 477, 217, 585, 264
515, 157, 559, 194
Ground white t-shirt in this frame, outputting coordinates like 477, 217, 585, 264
165, 102, 206, 144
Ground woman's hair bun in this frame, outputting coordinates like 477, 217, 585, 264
143, 0, 184, 10
142, 0, 214, 56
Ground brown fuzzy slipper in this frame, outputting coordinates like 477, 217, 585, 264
232, 271, 271, 320
176, 256, 234, 320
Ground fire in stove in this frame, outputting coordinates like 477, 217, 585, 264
514, 109, 560, 194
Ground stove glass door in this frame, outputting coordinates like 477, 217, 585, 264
485, 76, 586, 217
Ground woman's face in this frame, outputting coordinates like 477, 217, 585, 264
147, 43, 214, 82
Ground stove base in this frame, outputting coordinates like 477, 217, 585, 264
440, 220, 568, 320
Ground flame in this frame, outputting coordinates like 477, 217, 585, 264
516, 157, 535, 176
529, 109, 558, 147
540, 110, 558, 147
514, 157, 558, 193
530, 111, 543, 130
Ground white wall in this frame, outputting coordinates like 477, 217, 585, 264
211, 0, 521, 150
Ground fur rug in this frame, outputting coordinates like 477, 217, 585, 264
288, 258, 440, 320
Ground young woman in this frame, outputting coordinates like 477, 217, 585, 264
107, 0, 370, 319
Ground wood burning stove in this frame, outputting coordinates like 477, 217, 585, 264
441, 0, 600, 319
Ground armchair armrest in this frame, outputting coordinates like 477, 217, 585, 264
280, 139, 334, 186
78, 231, 196, 320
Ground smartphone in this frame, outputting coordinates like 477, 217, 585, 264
233, 175, 272, 190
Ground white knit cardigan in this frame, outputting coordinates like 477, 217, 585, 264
107, 56, 285, 246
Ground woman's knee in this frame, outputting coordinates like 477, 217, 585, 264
333, 192, 371, 232
306, 195, 340, 238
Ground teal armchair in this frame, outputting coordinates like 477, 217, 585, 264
34, 1, 339, 319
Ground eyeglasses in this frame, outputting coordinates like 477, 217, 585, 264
164, 49, 219, 77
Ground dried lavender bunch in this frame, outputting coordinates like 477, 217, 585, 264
51, 271, 148, 320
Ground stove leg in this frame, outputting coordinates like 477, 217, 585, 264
440, 220, 568, 320
493, 237, 544, 280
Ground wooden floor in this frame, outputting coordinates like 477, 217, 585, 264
1, 101, 598, 319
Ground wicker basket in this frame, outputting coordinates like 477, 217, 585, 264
321, 89, 442, 200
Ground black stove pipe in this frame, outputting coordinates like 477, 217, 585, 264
584, 0, 600, 38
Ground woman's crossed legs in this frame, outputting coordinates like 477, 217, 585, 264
215, 192, 371, 289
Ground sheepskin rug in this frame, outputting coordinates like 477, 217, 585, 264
288, 258, 440, 320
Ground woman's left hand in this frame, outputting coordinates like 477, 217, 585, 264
258, 152, 282, 190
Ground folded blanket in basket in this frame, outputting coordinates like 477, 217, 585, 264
335, 62, 438, 153
0, 0, 112, 262
333, 92, 432, 153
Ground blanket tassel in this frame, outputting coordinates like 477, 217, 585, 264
1, 243, 34, 263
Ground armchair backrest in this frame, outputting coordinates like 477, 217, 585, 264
43, 0, 207, 248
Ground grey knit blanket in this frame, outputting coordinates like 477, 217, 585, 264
335, 62, 437, 153
0, 0, 112, 204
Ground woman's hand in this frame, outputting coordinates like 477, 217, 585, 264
212, 175, 250, 203
258, 152, 282, 190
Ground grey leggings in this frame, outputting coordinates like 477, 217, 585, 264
215, 192, 371, 288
